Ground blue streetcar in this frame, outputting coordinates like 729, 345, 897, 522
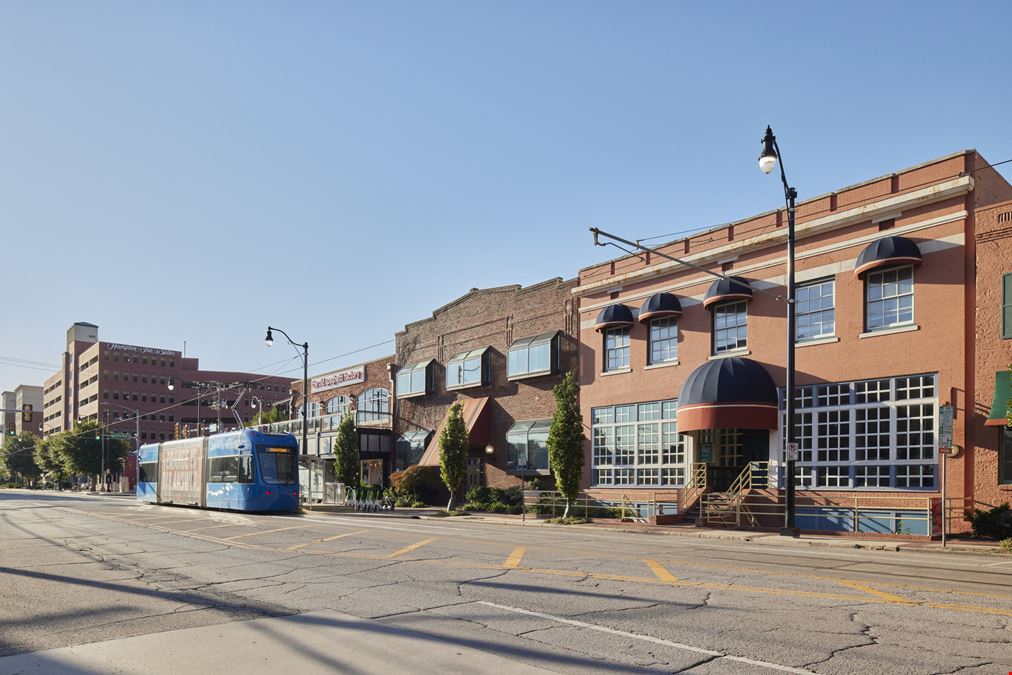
137, 429, 299, 512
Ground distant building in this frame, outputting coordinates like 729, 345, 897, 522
42, 322, 292, 484
1, 385, 44, 437
393, 278, 578, 492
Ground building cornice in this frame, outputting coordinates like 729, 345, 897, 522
573, 175, 973, 298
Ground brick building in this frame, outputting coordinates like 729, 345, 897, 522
574, 150, 1012, 533
394, 278, 578, 491
277, 355, 395, 487
2, 385, 42, 437
42, 322, 291, 484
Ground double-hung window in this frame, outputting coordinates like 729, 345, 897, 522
796, 278, 835, 341
446, 347, 489, 389
1002, 272, 1012, 339
865, 266, 914, 331
713, 301, 747, 354
603, 328, 630, 371
648, 318, 678, 364
507, 332, 557, 379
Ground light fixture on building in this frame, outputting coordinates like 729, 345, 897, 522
485, 443, 494, 455
166, 378, 174, 391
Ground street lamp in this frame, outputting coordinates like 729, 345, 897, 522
264, 326, 309, 460
758, 125, 800, 537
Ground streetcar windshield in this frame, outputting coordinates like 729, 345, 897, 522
257, 446, 298, 484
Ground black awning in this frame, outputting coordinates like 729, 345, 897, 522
854, 235, 923, 277
677, 357, 778, 431
638, 292, 683, 323
594, 304, 635, 332
702, 276, 753, 309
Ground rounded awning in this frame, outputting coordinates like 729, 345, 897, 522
638, 292, 682, 323
854, 235, 923, 278
677, 357, 778, 432
702, 276, 753, 309
594, 304, 635, 332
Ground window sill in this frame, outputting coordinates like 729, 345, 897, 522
859, 324, 920, 339
446, 382, 485, 392
796, 336, 840, 348
507, 370, 554, 383
644, 360, 680, 370
601, 368, 633, 377
396, 391, 428, 400
708, 349, 750, 361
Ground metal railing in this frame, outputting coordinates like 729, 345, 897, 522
256, 411, 392, 436
677, 463, 708, 517
700, 461, 770, 527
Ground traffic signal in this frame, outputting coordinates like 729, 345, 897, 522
21, 403, 32, 423
174, 422, 180, 439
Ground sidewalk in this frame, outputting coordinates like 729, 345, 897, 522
0, 610, 555, 675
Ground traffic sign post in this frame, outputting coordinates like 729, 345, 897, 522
785, 442, 799, 463
938, 404, 954, 548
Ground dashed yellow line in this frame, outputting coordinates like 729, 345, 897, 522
287, 529, 368, 551
644, 559, 678, 583
224, 524, 317, 541
834, 579, 916, 605
504, 547, 526, 569
182, 523, 243, 533
387, 537, 439, 558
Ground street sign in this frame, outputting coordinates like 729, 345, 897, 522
938, 404, 954, 450
107, 432, 132, 440
785, 442, 800, 462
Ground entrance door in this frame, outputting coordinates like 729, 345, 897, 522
466, 458, 482, 491
701, 429, 769, 491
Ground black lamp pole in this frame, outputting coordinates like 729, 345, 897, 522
265, 326, 309, 459
759, 125, 800, 536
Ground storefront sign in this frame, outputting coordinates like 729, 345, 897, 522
107, 343, 177, 357
938, 404, 954, 449
311, 366, 365, 393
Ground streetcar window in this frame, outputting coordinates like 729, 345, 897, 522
258, 446, 297, 484
138, 462, 158, 483
208, 456, 239, 483
238, 455, 254, 483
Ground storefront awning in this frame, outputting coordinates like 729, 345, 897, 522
677, 357, 778, 432
417, 397, 491, 466
702, 276, 753, 309
638, 292, 682, 322
986, 370, 1012, 427
854, 235, 923, 278
594, 304, 635, 332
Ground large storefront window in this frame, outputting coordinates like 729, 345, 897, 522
357, 388, 389, 424
395, 431, 429, 470
781, 373, 937, 489
591, 400, 685, 487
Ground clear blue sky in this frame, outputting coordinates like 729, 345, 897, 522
2, 0, 1011, 390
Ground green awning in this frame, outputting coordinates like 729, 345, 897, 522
986, 370, 1012, 427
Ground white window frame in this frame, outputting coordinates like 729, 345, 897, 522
648, 317, 678, 365
796, 278, 836, 342
603, 327, 630, 371
865, 265, 915, 332
780, 373, 938, 490
712, 301, 747, 354
591, 399, 685, 487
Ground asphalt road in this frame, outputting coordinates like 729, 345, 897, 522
1, 490, 1011, 674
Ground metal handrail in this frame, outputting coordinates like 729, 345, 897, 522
678, 463, 708, 515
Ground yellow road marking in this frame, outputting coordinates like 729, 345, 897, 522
66, 508, 1012, 619
834, 579, 915, 605
644, 559, 678, 583
504, 547, 526, 569
224, 524, 317, 541
183, 523, 244, 533
387, 537, 439, 558
287, 529, 368, 551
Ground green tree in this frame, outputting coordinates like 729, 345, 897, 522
439, 402, 469, 511
334, 411, 360, 489
59, 420, 129, 490
34, 436, 65, 489
251, 404, 286, 428
548, 371, 585, 518
1, 433, 41, 487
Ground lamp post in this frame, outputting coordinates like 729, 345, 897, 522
758, 125, 800, 537
264, 326, 309, 460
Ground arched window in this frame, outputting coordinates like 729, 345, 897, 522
357, 388, 390, 424
326, 395, 350, 416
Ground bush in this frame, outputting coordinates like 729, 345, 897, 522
466, 486, 493, 505
1000, 538, 1012, 553
389, 466, 446, 506
968, 504, 1012, 540
410, 501, 426, 508
547, 516, 590, 525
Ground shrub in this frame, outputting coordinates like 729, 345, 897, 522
389, 466, 446, 505
968, 504, 1012, 540
466, 486, 493, 506
410, 500, 426, 508
1000, 538, 1012, 553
